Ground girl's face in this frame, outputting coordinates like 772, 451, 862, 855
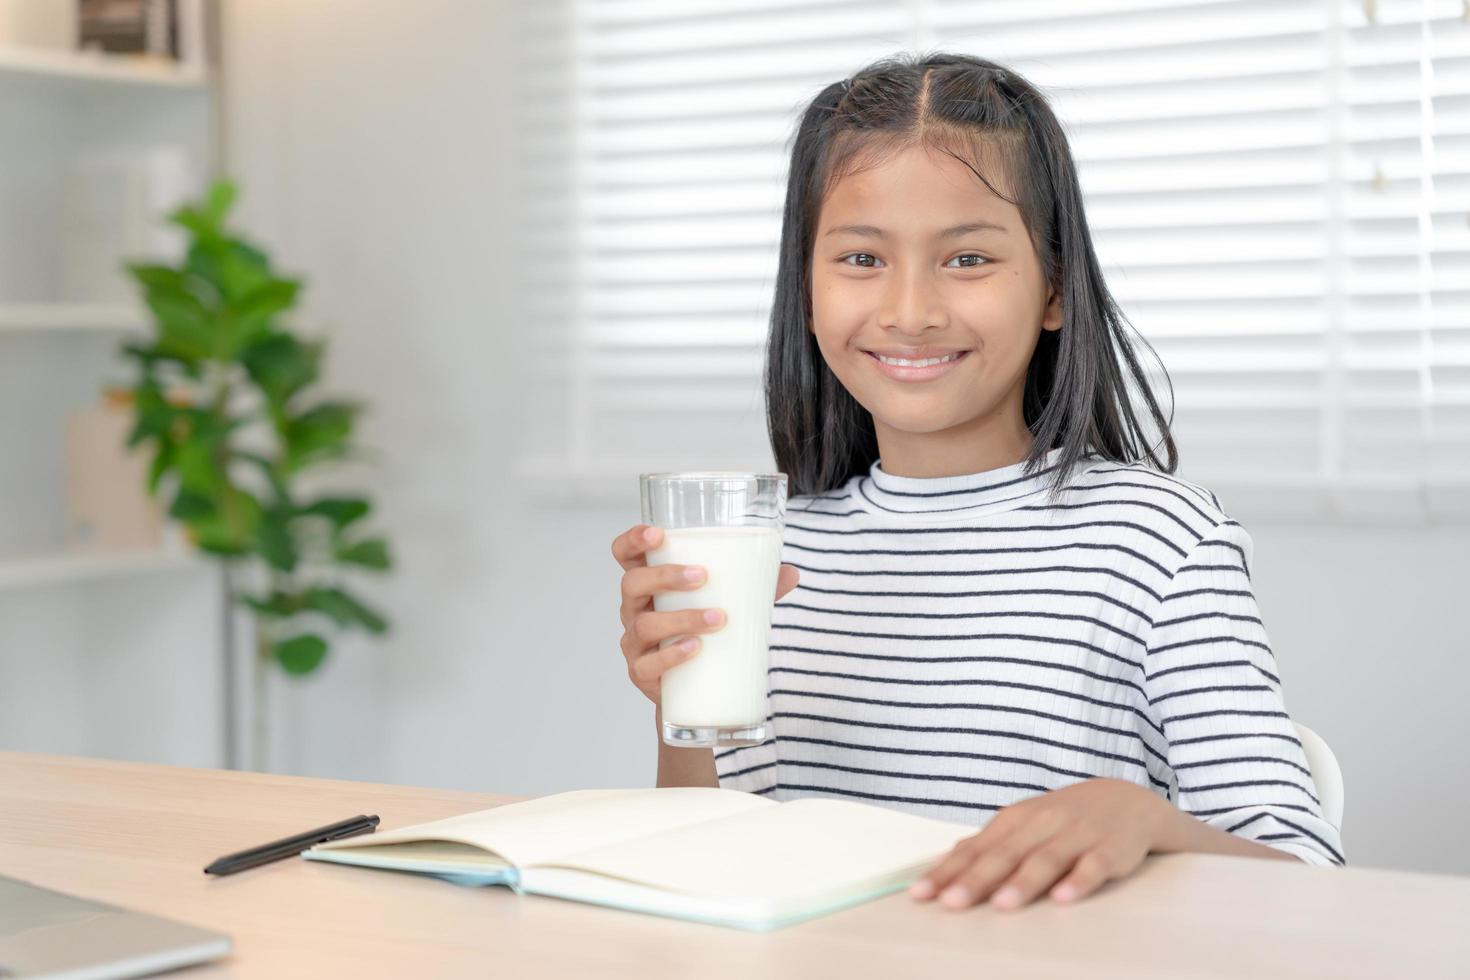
808, 144, 1062, 454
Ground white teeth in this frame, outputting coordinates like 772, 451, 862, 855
875, 352, 961, 368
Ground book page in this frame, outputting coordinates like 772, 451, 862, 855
311, 787, 776, 869
522, 797, 977, 905
307, 840, 511, 874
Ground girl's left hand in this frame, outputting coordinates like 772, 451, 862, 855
908, 778, 1175, 911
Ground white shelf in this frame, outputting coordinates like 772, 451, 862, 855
0, 44, 209, 90
0, 302, 146, 334
0, 548, 209, 593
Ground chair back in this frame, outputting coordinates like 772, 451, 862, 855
1294, 722, 1344, 829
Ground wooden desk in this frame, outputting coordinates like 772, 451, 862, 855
1, 751, 1466, 978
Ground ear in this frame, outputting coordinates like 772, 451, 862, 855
1041, 282, 1063, 333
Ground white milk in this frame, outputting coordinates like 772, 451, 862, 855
647, 525, 784, 729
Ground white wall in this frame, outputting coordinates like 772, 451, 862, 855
1246, 525, 1468, 876
216, 0, 1470, 877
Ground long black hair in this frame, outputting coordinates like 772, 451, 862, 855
765, 51, 1178, 500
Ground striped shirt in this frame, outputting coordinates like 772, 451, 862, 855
714, 446, 1345, 867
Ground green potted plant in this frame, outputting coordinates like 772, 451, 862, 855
119, 178, 393, 769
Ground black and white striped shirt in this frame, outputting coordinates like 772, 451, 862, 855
714, 446, 1345, 867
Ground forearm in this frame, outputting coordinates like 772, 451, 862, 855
1153, 805, 1304, 863
654, 705, 718, 788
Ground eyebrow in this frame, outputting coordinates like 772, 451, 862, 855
823, 221, 1009, 239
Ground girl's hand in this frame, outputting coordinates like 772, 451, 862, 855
611, 523, 799, 706
908, 778, 1175, 911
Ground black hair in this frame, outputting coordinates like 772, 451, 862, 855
764, 50, 1178, 500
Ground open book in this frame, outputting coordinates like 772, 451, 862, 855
304, 787, 978, 931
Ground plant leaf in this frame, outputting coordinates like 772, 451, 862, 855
170, 180, 235, 240
202, 179, 237, 225
168, 490, 215, 521
230, 238, 271, 270
173, 439, 225, 497
144, 292, 214, 362
218, 241, 273, 302
126, 263, 185, 291
120, 341, 161, 365
239, 590, 304, 618
146, 443, 176, 495
253, 507, 297, 573
240, 332, 320, 407
188, 486, 262, 555
126, 383, 175, 447
236, 451, 292, 505
299, 497, 370, 530
304, 587, 388, 634
281, 401, 358, 472
232, 278, 301, 354
274, 633, 328, 675
337, 537, 391, 570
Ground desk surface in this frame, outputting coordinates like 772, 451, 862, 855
1, 751, 1466, 979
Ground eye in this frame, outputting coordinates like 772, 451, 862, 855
838, 252, 990, 269
946, 253, 989, 269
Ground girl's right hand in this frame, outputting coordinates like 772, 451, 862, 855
612, 523, 800, 707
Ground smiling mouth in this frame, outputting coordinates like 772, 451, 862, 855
862, 349, 972, 382
865, 351, 968, 367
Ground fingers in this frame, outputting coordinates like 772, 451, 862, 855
775, 563, 799, 601
1045, 843, 1143, 904
628, 634, 702, 687
620, 562, 706, 625
910, 808, 1028, 900
987, 837, 1140, 909
982, 838, 1089, 909
622, 562, 707, 602
918, 830, 1121, 912
631, 606, 726, 649
912, 835, 1033, 910
925, 832, 1088, 911
910, 807, 1064, 908
611, 524, 663, 572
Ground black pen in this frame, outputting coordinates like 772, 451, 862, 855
204, 814, 380, 875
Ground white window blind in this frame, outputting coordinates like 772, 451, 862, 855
1328, 0, 1470, 518
508, 0, 1470, 521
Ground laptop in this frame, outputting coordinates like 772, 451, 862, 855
0, 875, 231, 979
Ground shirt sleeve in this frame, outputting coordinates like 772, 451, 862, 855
713, 739, 778, 796
1143, 520, 1345, 867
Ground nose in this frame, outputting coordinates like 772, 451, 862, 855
880, 263, 947, 334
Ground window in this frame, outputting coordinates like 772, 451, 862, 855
508, 0, 1469, 522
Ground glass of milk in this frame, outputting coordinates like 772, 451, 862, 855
639, 472, 787, 749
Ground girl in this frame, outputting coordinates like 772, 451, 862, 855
611, 51, 1344, 912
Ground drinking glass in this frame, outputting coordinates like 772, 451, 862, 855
639, 472, 787, 748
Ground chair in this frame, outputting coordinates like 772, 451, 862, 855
1293, 722, 1344, 829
